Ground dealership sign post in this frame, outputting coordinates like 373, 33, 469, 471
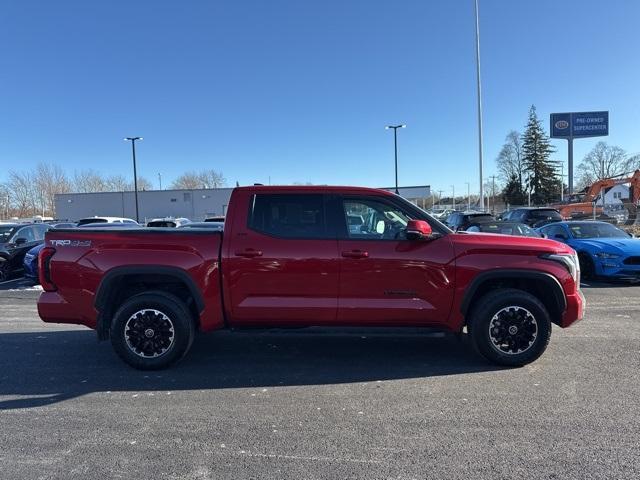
550, 111, 608, 194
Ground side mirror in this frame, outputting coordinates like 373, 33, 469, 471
540, 233, 548, 239
406, 220, 433, 241
13, 237, 27, 246
554, 233, 568, 241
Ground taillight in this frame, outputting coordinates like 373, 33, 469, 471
39, 247, 57, 292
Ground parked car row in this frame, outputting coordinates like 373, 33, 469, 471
0, 216, 226, 282
432, 206, 640, 281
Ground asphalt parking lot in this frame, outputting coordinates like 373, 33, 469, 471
1, 281, 639, 480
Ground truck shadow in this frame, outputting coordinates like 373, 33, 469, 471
0, 329, 500, 410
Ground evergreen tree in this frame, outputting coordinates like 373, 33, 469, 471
521, 105, 558, 204
502, 173, 526, 205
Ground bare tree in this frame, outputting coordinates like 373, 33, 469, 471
7, 170, 36, 217
495, 131, 524, 188
35, 163, 71, 215
197, 169, 226, 189
171, 170, 226, 189
137, 177, 153, 191
577, 142, 640, 189
0, 183, 12, 219
73, 169, 107, 193
171, 172, 201, 189
105, 174, 130, 192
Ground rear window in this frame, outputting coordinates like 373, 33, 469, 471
466, 213, 493, 222
148, 221, 177, 228
78, 218, 107, 226
249, 194, 328, 239
530, 209, 561, 220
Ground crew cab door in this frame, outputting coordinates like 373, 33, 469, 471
336, 195, 456, 326
224, 192, 339, 325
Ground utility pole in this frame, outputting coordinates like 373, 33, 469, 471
474, 0, 485, 210
451, 185, 456, 210
437, 190, 444, 209
465, 182, 471, 211
385, 124, 406, 194
124, 137, 143, 223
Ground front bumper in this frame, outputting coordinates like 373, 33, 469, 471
561, 289, 585, 328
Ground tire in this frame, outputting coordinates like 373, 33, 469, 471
110, 291, 195, 370
468, 288, 552, 367
578, 253, 595, 280
0, 258, 7, 282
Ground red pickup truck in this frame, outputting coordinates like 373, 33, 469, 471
38, 185, 584, 370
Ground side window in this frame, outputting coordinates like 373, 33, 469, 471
16, 226, 36, 242
33, 224, 49, 240
249, 194, 327, 239
545, 225, 566, 239
342, 197, 412, 240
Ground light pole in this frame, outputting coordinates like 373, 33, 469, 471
385, 124, 406, 194
474, 0, 485, 210
124, 137, 143, 222
451, 185, 456, 210
465, 182, 471, 211
490, 175, 496, 213
158, 172, 162, 190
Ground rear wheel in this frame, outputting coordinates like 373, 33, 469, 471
110, 292, 195, 370
468, 288, 552, 367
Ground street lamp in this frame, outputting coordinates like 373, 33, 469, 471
385, 124, 406, 194
451, 185, 456, 210
124, 137, 143, 222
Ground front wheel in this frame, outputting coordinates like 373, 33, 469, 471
578, 253, 595, 280
110, 292, 195, 370
0, 258, 8, 282
468, 288, 552, 367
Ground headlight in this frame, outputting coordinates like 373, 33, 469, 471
595, 252, 620, 259
541, 252, 580, 285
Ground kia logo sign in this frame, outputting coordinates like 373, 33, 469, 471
555, 120, 569, 129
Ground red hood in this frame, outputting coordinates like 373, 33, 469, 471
448, 231, 575, 256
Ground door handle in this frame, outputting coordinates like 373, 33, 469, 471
234, 248, 263, 258
341, 250, 369, 259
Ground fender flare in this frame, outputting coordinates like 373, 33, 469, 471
95, 265, 205, 313
460, 269, 566, 316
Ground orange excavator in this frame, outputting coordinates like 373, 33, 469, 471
553, 170, 640, 225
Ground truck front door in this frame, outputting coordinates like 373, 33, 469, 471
336, 195, 456, 326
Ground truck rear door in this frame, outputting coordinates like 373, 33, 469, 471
223, 191, 339, 325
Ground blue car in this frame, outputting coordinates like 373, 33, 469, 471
538, 221, 640, 280
23, 243, 44, 281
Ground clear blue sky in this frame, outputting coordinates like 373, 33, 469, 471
1, 0, 638, 195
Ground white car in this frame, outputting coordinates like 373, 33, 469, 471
76, 216, 139, 226
146, 217, 192, 228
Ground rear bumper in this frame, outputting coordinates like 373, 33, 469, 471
37, 292, 96, 328
561, 289, 585, 328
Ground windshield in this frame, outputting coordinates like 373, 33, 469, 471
568, 223, 630, 239
0, 226, 17, 242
